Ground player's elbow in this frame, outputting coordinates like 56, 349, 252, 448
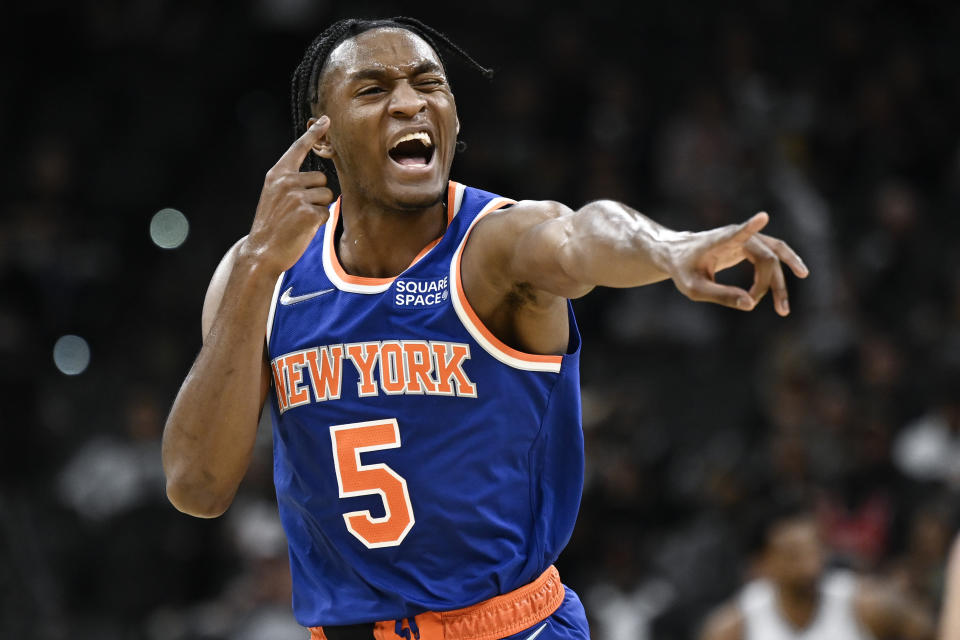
164, 469, 235, 519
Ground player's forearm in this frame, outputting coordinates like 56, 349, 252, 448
162, 254, 276, 518
559, 199, 685, 289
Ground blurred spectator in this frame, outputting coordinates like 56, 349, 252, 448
699, 500, 934, 640
894, 375, 960, 489
887, 502, 953, 613
57, 389, 165, 522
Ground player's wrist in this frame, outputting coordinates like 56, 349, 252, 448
235, 238, 286, 279
646, 230, 693, 280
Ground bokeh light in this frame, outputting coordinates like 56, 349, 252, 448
53, 335, 91, 375
150, 208, 189, 249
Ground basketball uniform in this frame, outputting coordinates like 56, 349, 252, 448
265, 182, 588, 638
739, 571, 874, 640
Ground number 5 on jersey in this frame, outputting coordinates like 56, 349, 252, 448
330, 419, 415, 548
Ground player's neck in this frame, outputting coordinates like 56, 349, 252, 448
774, 582, 819, 630
336, 190, 447, 279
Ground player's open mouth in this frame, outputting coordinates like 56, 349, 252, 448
388, 132, 435, 168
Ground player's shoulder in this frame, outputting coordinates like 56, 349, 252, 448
468, 196, 573, 234
738, 578, 775, 611
822, 568, 859, 597
459, 197, 573, 281
457, 182, 569, 253
699, 600, 745, 640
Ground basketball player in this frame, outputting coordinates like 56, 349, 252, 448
699, 502, 934, 640
162, 17, 809, 640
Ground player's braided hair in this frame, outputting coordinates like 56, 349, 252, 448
290, 17, 493, 183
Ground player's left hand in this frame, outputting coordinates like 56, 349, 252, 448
667, 212, 809, 316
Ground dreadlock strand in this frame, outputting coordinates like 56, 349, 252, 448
390, 16, 495, 79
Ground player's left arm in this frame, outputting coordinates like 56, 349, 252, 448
856, 577, 935, 640
463, 199, 808, 316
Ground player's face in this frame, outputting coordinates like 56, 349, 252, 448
316, 28, 458, 210
764, 517, 824, 594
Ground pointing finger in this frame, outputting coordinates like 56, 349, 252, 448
681, 275, 756, 311
760, 235, 809, 279
275, 115, 330, 172
717, 212, 770, 247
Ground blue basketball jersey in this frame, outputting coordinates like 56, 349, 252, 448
265, 182, 584, 627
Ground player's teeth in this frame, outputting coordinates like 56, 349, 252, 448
393, 132, 432, 148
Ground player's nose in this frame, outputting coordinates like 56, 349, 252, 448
389, 81, 426, 118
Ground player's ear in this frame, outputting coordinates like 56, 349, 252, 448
306, 116, 334, 158
455, 117, 460, 136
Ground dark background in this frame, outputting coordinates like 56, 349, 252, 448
3, 1, 960, 638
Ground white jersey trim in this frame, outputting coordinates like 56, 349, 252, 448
452, 181, 465, 218
322, 204, 393, 293
266, 270, 287, 347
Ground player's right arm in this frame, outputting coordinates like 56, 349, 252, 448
698, 603, 744, 640
162, 116, 333, 518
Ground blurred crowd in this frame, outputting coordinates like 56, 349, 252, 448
3, 1, 960, 638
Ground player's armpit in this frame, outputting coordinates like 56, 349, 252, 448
458, 200, 580, 358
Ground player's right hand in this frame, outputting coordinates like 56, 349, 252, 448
668, 212, 808, 316
242, 115, 334, 276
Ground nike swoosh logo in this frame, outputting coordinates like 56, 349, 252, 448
279, 287, 335, 305
522, 623, 548, 640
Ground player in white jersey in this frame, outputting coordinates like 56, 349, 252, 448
700, 502, 933, 640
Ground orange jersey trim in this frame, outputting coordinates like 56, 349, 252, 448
451, 205, 565, 369
326, 181, 461, 287
310, 565, 564, 640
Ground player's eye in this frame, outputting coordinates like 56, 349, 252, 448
358, 86, 385, 96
